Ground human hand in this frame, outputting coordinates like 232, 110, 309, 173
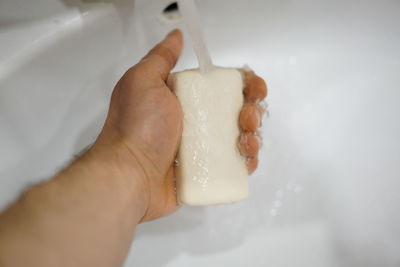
93, 29, 267, 222
238, 69, 267, 173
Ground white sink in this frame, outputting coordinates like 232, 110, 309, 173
1, 0, 400, 266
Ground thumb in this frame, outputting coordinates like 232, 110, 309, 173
136, 29, 184, 83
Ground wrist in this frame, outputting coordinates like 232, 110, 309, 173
83, 141, 150, 222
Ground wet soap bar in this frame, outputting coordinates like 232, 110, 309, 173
168, 67, 248, 205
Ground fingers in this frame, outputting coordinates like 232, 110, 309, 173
126, 29, 183, 88
239, 70, 267, 174
141, 29, 183, 79
238, 132, 261, 157
246, 157, 259, 174
242, 70, 268, 103
239, 103, 262, 131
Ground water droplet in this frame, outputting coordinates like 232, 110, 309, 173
294, 186, 303, 193
286, 181, 294, 190
289, 56, 297, 65
270, 209, 277, 217
273, 200, 282, 208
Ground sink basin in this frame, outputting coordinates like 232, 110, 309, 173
1, 0, 400, 266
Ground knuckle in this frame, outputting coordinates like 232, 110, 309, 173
149, 44, 175, 69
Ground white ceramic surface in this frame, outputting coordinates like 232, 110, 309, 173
1, 0, 399, 266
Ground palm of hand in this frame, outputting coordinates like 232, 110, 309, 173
97, 30, 267, 222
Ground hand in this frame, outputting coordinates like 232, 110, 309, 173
0, 29, 267, 267
238, 69, 267, 173
94, 29, 267, 222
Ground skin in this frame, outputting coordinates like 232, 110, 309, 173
0, 29, 267, 267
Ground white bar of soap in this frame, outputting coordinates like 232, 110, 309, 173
168, 67, 248, 206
